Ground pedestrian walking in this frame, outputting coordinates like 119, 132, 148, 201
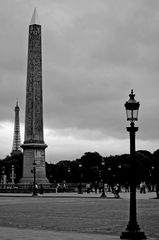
140, 182, 146, 194
86, 183, 91, 193
39, 184, 44, 196
156, 182, 159, 198
113, 184, 120, 198
94, 181, 98, 193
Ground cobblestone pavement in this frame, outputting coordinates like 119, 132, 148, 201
0, 192, 157, 240
0, 226, 120, 240
0, 190, 157, 199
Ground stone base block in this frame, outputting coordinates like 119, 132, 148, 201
19, 177, 49, 185
120, 231, 147, 239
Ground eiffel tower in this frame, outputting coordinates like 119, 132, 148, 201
11, 100, 21, 155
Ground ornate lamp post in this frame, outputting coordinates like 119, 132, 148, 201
10, 165, 16, 186
149, 166, 155, 192
68, 166, 71, 186
78, 163, 83, 194
151, 166, 155, 192
118, 164, 122, 187
100, 158, 107, 198
120, 90, 146, 239
107, 167, 112, 192
1, 166, 5, 185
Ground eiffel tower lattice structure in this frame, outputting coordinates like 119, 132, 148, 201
11, 100, 22, 155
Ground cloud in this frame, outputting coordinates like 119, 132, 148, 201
45, 127, 159, 162
0, 1, 159, 161
45, 126, 129, 162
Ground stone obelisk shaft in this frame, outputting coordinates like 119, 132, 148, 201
20, 9, 48, 184
25, 21, 43, 143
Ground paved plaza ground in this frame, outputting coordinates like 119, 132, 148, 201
0, 191, 158, 240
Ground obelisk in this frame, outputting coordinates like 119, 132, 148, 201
20, 9, 48, 184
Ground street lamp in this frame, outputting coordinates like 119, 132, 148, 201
10, 165, 16, 186
32, 160, 37, 196
118, 164, 122, 186
118, 165, 122, 169
1, 166, 5, 186
120, 90, 146, 239
67, 166, 71, 185
100, 159, 107, 198
107, 167, 112, 192
78, 163, 83, 194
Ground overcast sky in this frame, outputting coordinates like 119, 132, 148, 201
1, 0, 159, 163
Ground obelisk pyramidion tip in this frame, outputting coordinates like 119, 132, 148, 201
30, 8, 40, 25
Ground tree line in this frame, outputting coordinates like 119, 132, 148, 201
1, 149, 159, 185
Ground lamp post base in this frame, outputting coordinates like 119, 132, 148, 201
78, 190, 83, 194
32, 192, 38, 197
32, 189, 38, 197
100, 192, 107, 198
120, 222, 146, 239
78, 183, 83, 194
120, 231, 146, 239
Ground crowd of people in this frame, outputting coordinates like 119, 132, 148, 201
32, 181, 159, 199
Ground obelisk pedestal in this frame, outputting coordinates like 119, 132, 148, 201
20, 9, 49, 184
